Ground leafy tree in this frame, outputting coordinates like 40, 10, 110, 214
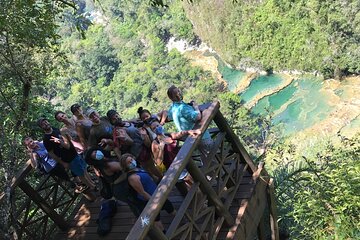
267, 134, 360, 239
0, 1, 81, 239
182, 0, 360, 78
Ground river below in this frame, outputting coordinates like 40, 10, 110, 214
184, 49, 360, 139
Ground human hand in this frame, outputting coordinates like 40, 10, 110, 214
188, 129, 201, 137
158, 141, 165, 150
50, 136, 62, 144
99, 138, 108, 147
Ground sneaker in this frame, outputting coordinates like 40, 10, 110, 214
178, 170, 188, 182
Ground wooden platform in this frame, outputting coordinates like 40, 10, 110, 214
57, 173, 255, 240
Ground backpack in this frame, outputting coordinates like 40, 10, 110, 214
97, 199, 117, 236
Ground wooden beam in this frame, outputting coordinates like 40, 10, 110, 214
0, 160, 32, 201
18, 180, 69, 230
213, 111, 257, 173
229, 172, 268, 240
167, 182, 200, 237
187, 159, 234, 226
126, 102, 220, 240
148, 226, 168, 240
268, 178, 279, 240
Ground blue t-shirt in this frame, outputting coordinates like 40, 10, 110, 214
135, 170, 157, 201
33, 142, 57, 173
168, 101, 210, 139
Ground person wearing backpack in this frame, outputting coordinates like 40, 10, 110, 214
106, 109, 162, 182
84, 147, 146, 235
24, 137, 74, 186
120, 153, 176, 232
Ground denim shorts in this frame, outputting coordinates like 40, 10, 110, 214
70, 155, 87, 177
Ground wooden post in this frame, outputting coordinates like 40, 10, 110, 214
213, 111, 257, 172
148, 225, 168, 240
187, 158, 234, 226
126, 102, 221, 240
18, 181, 69, 230
268, 178, 279, 240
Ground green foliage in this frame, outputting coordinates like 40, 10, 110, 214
182, 0, 360, 78
267, 134, 360, 239
0, 1, 83, 238
47, 0, 211, 119
217, 92, 277, 158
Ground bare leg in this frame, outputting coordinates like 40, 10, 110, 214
154, 221, 164, 231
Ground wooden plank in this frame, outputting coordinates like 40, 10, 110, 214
126, 102, 220, 240
167, 182, 200, 237
213, 111, 257, 173
187, 159, 234, 226
234, 176, 268, 240
0, 160, 32, 201
18, 181, 69, 230
268, 178, 280, 240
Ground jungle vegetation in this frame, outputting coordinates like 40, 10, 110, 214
0, 1, 359, 239
182, 0, 360, 79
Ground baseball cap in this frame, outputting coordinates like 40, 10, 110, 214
86, 108, 97, 117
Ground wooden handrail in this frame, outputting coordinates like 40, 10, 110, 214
1, 100, 277, 240
1, 158, 79, 239
126, 101, 222, 239
213, 111, 257, 172
0, 160, 32, 201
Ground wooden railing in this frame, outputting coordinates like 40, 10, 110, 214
126, 101, 271, 239
1, 101, 278, 240
0, 160, 80, 240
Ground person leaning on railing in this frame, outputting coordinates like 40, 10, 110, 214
37, 117, 96, 192
120, 153, 176, 232
24, 137, 75, 187
84, 147, 143, 215
166, 85, 214, 165
148, 118, 199, 188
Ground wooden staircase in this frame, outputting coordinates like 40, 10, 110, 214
2, 101, 279, 240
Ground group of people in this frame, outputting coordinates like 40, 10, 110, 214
24, 85, 213, 232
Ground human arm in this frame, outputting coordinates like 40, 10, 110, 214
180, 102, 201, 124
191, 101, 201, 121
151, 141, 165, 166
113, 146, 122, 161
47, 150, 69, 169
169, 129, 201, 140
139, 128, 151, 148
29, 152, 39, 169
99, 138, 115, 150
51, 130, 72, 149
114, 128, 133, 146
128, 174, 152, 201
103, 161, 122, 175
157, 110, 168, 125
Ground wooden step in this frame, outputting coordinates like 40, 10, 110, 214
57, 173, 256, 240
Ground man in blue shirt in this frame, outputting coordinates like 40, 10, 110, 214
167, 85, 213, 164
